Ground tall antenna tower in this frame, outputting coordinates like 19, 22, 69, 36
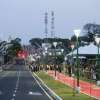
51, 11, 55, 38
44, 12, 48, 40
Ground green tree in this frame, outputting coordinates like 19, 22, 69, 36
7, 38, 22, 57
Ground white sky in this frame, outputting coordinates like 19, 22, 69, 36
0, 0, 100, 44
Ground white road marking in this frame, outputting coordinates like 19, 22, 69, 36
30, 72, 53, 100
14, 90, 17, 93
15, 71, 20, 90
28, 91, 42, 95
12, 71, 20, 100
11, 98, 14, 100
29, 91, 33, 95
13, 94, 16, 97
34, 73, 62, 100
0, 90, 2, 95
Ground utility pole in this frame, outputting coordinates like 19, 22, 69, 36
51, 11, 55, 38
44, 12, 48, 43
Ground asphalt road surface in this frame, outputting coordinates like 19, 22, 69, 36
0, 60, 52, 100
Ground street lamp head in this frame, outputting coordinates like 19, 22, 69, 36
61, 49, 64, 53
58, 52, 61, 55
71, 44, 75, 50
49, 52, 52, 56
64, 57, 67, 61
44, 47, 48, 51
74, 29, 81, 38
95, 37, 100, 45
53, 42, 57, 47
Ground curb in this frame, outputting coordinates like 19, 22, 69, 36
33, 72, 62, 100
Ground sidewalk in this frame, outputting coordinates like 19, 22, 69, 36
47, 70, 100, 100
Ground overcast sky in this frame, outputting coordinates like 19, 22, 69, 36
0, 0, 100, 44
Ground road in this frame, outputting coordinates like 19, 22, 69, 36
0, 60, 52, 100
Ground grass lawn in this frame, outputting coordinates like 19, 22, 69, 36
35, 71, 96, 100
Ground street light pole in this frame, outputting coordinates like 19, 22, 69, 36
71, 44, 74, 74
64, 57, 67, 74
53, 42, 57, 77
44, 47, 48, 71
71, 44, 75, 96
95, 37, 100, 86
74, 29, 81, 93
98, 44, 99, 54
76, 37, 79, 87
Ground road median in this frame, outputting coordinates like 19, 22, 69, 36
33, 72, 62, 100
34, 71, 95, 100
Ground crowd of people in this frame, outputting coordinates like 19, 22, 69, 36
28, 57, 97, 80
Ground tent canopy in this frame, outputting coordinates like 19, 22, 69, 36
69, 43, 98, 55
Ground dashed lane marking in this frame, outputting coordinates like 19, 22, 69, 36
13, 94, 16, 97
0, 90, 2, 95
11, 98, 14, 100
28, 91, 42, 96
14, 90, 17, 93
11, 71, 20, 100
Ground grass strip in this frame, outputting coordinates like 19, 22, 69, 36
35, 71, 96, 100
